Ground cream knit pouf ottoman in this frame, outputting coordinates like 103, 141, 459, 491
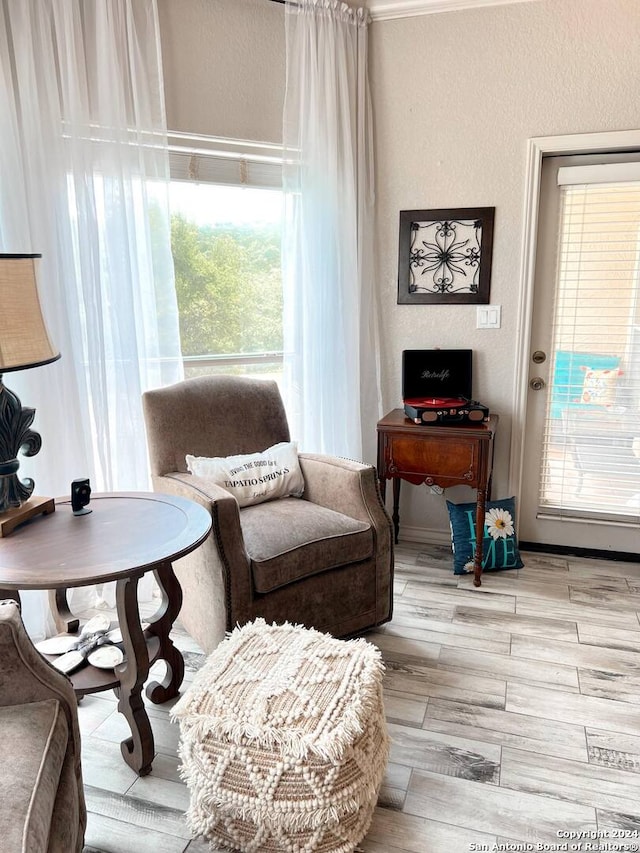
172, 618, 389, 853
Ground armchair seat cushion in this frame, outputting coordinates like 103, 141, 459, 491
240, 497, 373, 593
0, 699, 68, 853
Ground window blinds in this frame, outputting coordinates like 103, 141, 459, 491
538, 172, 640, 525
168, 149, 282, 188
167, 134, 283, 189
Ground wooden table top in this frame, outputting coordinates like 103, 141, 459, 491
377, 408, 498, 436
0, 492, 211, 590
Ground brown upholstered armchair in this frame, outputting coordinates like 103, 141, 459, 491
0, 600, 86, 853
142, 375, 393, 654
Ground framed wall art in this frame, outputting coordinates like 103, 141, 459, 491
397, 207, 495, 304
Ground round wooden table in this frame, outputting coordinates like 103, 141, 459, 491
0, 492, 211, 776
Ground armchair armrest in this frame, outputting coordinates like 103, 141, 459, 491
0, 600, 86, 853
151, 473, 253, 653
298, 453, 388, 526
0, 598, 84, 790
298, 454, 394, 626
155, 472, 238, 511
0, 599, 79, 717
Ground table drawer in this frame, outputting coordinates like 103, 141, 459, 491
384, 433, 481, 487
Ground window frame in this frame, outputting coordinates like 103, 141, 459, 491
167, 132, 285, 376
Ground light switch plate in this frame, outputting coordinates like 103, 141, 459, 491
476, 305, 501, 329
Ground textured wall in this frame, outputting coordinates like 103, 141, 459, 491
156, 0, 640, 539
157, 0, 285, 141
370, 0, 640, 536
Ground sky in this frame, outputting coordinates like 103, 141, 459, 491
169, 181, 283, 227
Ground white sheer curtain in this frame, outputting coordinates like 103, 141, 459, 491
282, 0, 381, 463
0, 0, 182, 638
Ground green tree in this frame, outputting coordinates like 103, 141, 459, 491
170, 214, 283, 358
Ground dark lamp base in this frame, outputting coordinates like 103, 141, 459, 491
0, 374, 43, 513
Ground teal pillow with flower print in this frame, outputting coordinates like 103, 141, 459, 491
446, 497, 524, 575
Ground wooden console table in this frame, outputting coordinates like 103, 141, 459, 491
0, 492, 211, 776
376, 410, 498, 587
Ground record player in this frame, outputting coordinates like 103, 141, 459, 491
402, 349, 490, 425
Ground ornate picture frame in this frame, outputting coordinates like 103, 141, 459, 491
397, 207, 495, 304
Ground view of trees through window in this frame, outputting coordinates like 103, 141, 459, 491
168, 181, 283, 379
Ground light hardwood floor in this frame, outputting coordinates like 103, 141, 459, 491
79, 542, 640, 852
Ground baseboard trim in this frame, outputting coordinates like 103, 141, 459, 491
397, 531, 640, 563
519, 541, 640, 564
397, 526, 451, 546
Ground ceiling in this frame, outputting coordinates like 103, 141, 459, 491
366, 0, 540, 21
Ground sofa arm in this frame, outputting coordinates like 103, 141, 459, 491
0, 600, 86, 852
0, 600, 80, 730
151, 474, 254, 654
298, 454, 394, 626
298, 454, 387, 525
298, 454, 393, 560
155, 472, 236, 511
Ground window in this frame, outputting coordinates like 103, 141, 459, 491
539, 159, 640, 522
168, 135, 284, 383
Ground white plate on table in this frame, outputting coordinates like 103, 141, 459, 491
82, 614, 111, 635
87, 645, 124, 669
104, 623, 149, 645
36, 636, 79, 655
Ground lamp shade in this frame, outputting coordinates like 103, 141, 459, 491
0, 253, 60, 373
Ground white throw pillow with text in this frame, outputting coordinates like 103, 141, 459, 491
186, 441, 304, 507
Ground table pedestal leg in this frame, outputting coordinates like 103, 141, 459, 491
145, 561, 184, 705
114, 574, 154, 776
0, 588, 20, 605
474, 488, 488, 588
48, 588, 80, 633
